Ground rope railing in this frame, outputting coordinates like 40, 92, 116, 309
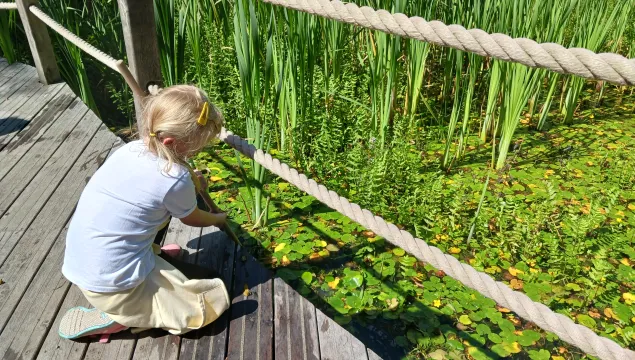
219, 129, 635, 360
0, 2, 16, 10
261, 0, 635, 86
6, 1, 635, 359
28, 5, 145, 98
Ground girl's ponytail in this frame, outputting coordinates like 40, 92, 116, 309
141, 85, 223, 173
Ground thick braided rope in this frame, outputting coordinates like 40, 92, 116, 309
260, 0, 635, 86
220, 128, 635, 360
29, 6, 119, 71
0, 2, 17, 10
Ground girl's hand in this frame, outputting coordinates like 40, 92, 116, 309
194, 170, 208, 190
210, 212, 227, 226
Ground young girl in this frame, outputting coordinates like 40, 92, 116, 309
60, 85, 230, 339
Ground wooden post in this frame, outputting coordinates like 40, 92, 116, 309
15, 0, 60, 84
117, 0, 162, 131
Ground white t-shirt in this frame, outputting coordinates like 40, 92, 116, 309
62, 140, 197, 293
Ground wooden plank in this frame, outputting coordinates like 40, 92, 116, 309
316, 310, 368, 360
0, 68, 42, 121
82, 333, 138, 360
0, 65, 36, 102
0, 92, 85, 217
0, 129, 119, 360
178, 226, 236, 360
0, 75, 61, 124
367, 348, 383, 360
274, 278, 320, 360
117, 0, 162, 124
0, 124, 117, 332
15, 0, 60, 84
0, 58, 9, 72
0, 62, 29, 88
226, 246, 274, 360
0, 97, 96, 267
36, 285, 93, 360
0, 83, 69, 167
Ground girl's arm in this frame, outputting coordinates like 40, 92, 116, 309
180, 208, 227, 228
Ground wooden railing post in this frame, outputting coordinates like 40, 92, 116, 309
15, 0, 60, 84
117, 0, 162, 131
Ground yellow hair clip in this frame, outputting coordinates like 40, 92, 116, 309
149, 132, 157, 137
197, 102, 209, 126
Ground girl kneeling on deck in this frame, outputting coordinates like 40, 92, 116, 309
60, 85, 230, 339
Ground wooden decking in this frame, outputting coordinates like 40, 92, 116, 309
0, 59, 383, 360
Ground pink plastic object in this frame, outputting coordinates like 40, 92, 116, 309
161, 244, 182, 258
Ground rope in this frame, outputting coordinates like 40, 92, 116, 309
260, 0, 635, 86
27, 6, 145, 97
0, 2, 17, 10
219, 128, 635, 360
29, 5, 119, 71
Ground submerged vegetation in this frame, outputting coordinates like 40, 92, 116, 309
2, 0, 634, 357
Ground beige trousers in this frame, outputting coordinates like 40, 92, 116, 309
80, 254, 230, 335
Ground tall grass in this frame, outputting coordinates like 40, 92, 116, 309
0, 10, 16, 63
154, 0, 187, 86
233, 0, 274, 227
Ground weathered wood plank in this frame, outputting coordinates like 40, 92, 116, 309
83, 333, 138, 360
0, 69, 42, 120
179, 226, 236, 360
0, 77, 62, 122
274, 278, 320, 360
0, 65, 36, 103
15, 0, 60, 84
316, 310, 368, 360
0, 63, 29, 89
0, 124, 117, 331
0, 94, 86, 216
0, 58, 9, 72
117, 0, 162, 123
0, 84, 70, 172
0, 98, 97, 267
36, 285, 93, 360
0, 78, 65, 148
226, 246, 274, 360
367, 348, 383, 360
0, 129, 119, 359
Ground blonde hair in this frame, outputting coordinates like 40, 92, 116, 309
141, 85, 223, 172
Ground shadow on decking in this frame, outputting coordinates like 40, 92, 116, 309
0, 118, 29, 136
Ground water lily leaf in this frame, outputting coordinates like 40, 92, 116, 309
565, 283, 581, 291
467, 347, 490, 360
445, 339, 464, 350
576, 314, 596, 328
491, 342, 521, 357
301, 271, 313, 285
346, 295, 362, 309
274, 243, 286, 253
328, 297, 348, 314
488, 333, 503, 344
475, 324, 490, 335
459, 315, 472, 325
528, 349, 550, 360
518, 330, 541, 346
340, 234, 355, 242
